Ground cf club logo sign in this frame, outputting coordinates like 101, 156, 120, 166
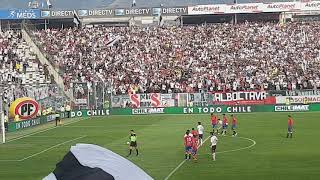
10, 98, 39, 120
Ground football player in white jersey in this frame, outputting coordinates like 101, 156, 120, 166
197, 122, 204, 146
210, 132, 218, 161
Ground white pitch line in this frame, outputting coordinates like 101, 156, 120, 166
19, 135, 86, 161
164, 160, 186, 180
164, 135, 257, 180
199, 136, 257, 156
4, 119, 83, 143
64, 125, 159, 128
216, 136, 256, 154
164, 136, 211, 180
25, 136, 58, 138
0, 159, 21, 162
63, 125, 102, 128
0, 136, 86, 162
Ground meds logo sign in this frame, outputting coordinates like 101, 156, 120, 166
9, 97, 39, 120
0, 9, 41, 19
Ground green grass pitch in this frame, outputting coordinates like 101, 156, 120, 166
1, 112, 320, 180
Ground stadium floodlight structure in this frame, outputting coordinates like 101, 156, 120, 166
234, 0, 238, 24
28, 0, 39, 9
28, 0, 52, 9
46, 0, 53, 9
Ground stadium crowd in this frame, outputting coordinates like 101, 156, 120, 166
33, 22, 320, 95
1, 31, 26, 85
0, 30, 28, 106
0, 30, 54, 106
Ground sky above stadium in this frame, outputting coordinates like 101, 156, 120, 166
0, 0, 113, 9
0, 0, 243, 9
0, 0, 293, 9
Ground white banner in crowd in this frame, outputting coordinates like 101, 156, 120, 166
262, 2, 300, 13
276, 96, 320, 104
130, 93, 173, 108
225, 3, 263, 14
188, 1, 320, 15
160, 94, 176, 107
111, 91, 320, 108
300, 1, 320, 11
188, 4, 226, 15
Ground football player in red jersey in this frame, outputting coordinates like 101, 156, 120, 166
231, 115, 238, 137
184, 131, 193, 160
287, 115, 294, 138
192, 135, 199, 161
221, 114, 229, 135
211, 113, 218, 133
191, 128, 198, 137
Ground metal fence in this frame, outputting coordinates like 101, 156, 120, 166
109, 89, 320, 108
22, 20, 67, 75
72, 82, 112, 110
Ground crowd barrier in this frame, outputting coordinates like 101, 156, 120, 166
110, 104, 317, 115
68, 104, 319, 118
7, 104, 320, 132
8, 114, 58, 132
69, 84, 320, 109
111, 91, 320, 108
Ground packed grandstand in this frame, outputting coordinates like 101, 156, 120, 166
32, 22, 320, 95
0, 0, 320, 109
1, 1, 320, 180
3, 22, 320, 97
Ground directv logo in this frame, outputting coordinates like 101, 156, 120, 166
41, 11, 50, 17
78, 10, 88, 16
152, 8, 161, 15
115, 9, 125, 16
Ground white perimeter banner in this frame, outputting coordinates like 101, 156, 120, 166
225, 3, 263, 14
188, 1, 320, 15
262, 2, 300, 13
130, 93, 176, 108
276, 95, 320, 104
300, 1, 320, 11
188, 5, 226, 15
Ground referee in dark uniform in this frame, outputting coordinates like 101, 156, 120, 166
55, 113, 61, 126
127, 130, 139, 157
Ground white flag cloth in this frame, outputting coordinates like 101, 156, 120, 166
43, 144, 153, 180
